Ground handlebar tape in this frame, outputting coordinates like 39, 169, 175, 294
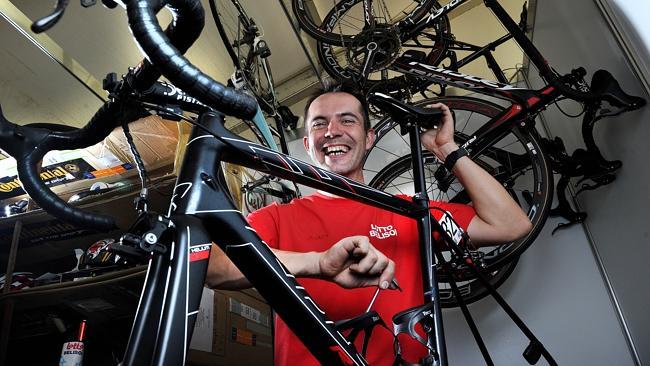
126, 0, 258, 120
0, 103, 123, 231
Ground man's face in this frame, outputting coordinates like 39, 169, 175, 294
303, 92, 375, 182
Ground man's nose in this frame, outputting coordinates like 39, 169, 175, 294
325, 120, 342, 138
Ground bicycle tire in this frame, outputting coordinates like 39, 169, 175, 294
316, 0, 451, 86
210, 0, 276, 112
364, 96, 553, 272
292, 0, 436, 46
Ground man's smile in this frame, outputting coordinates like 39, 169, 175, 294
323, 144, 351, 157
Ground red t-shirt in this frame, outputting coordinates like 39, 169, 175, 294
247, 192, 475, 366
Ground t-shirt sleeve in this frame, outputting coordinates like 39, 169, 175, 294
246, 203, 281, 249
395, 194, 476, 231
428, 201, 476, 232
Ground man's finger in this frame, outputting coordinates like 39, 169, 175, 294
349, 250, 378, 273
378, 260, 396, 290
364, 255, 388, 276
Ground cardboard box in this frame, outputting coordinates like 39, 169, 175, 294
188, 289, 273, 366
104, 115, 179, 172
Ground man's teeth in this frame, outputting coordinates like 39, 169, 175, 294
325, 146, 350, 156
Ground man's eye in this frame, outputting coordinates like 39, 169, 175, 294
312, 121, 326, 128
342, 119, 356, 124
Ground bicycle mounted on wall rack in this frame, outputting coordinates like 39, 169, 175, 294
0, 0, 563, 365
296, 0, 646, 237
208, 0, 302, 211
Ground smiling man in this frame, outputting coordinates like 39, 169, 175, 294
206, 82, 532, 365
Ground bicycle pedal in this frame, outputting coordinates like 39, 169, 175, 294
255, 39, 272, 58
230, 71, 246, 90
600, 159, 622, 172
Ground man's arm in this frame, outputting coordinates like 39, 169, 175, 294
206, 236, 397, 290
421, 103, 533, 245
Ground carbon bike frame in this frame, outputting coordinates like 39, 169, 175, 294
123, 109, 461, 365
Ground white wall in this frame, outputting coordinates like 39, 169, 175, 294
526, 0, 650, 364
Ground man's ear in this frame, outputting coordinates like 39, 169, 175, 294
365, 128, 376, 150
303, 135, 310, 153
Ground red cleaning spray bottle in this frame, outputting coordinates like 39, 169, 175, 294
58, 320, 86, 366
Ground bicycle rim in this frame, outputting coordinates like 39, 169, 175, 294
316, 0, 450, 85
292, 0, 436, 46
364, 96, 553, 271
211, 0, 250, 69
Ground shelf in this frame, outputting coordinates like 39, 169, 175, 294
0, 176, 176, 275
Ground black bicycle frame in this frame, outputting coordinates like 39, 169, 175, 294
123, 109, 464, 365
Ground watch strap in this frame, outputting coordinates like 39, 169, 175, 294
444, 147, 468, 171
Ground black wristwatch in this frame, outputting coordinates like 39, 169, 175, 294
444, 147, 469, 171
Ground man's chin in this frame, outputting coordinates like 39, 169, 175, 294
323, 161, 352, 176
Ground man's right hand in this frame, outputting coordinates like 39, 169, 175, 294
318, 236, 397, 290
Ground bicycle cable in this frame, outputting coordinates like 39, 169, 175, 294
553, 97, 586, 118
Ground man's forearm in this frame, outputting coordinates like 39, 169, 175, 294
206, 244, 322, 290
439, 143, 532, 243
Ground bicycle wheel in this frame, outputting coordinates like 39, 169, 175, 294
210, 0, 276, 111
369, 150, 521, 307
317, 0, 450, 86
292, 0, 436, 46
364, 96, 553, 272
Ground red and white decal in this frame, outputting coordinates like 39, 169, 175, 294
189, 244, 211, 262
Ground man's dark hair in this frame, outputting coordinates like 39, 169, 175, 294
303, 80, 371, 132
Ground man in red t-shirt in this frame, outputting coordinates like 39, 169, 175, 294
206, 83, 532, 365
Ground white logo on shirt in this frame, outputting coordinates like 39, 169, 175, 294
369, 224, 397, 239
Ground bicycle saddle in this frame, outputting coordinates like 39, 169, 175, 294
367, 92, 443, 134
590, 69, 646, 110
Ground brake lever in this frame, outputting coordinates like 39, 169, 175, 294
31, 0, 71, 33
31, 0, 104, 33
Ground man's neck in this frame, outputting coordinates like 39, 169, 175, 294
316, 171, 365, 198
